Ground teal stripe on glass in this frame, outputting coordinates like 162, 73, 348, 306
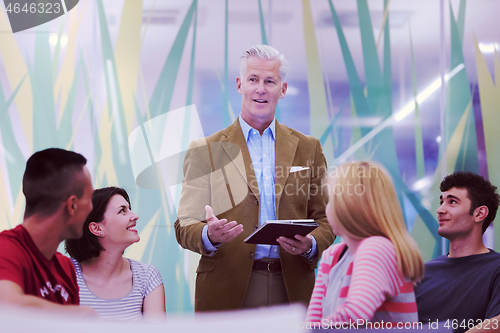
327, 0, 369, 130
58, 58, 82, 148
0, 74, 28, 202
383, 0, 392, 115
320, 97, 348, 146
392, 175, 441, 258
223, 0, 230, 128
446, 2, 478, 173
410, 24, 425, 179
186, 6, 197, 108
79, 47, 100, 165
457, 0, 466, 44
51, 17, 66, 80
355, 0, 401, 184
357, 0, 386, 118
33, 25, 57, 150
258, 0, 268, 45
182, 5, 198, 155
97, 0, 135, 188
455, 102, 479, 173
149, 0, 197, 118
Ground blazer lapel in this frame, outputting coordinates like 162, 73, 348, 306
274, 121, 298, 209
220, 120, 260, 200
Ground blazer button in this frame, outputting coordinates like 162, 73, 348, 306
253, 225, 258, 231
254, 199, 258, 205
250, 252, 254, 258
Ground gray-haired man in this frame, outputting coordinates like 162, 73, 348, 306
175, 45, 335, 311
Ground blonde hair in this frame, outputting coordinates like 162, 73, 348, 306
328, 161, 424, 282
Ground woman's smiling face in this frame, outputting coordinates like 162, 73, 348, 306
100, 194, 140, 247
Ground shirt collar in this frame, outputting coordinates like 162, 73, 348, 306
239, 116, 276, 141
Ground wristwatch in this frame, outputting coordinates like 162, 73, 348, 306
303, 245, 313, 257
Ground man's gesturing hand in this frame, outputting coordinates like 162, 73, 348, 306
205, 205, 244, 244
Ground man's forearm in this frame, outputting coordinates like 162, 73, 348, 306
0, 280, 96, 316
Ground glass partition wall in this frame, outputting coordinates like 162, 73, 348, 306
0, 0, 498, 312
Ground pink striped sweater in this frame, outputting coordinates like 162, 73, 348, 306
306, 236, 417, 325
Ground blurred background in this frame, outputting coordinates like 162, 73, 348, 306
0, 0, 499, 313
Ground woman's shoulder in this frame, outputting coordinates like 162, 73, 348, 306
127, 258, 159, 273
126, 259, 163, 295
359, 236, 394, 249
127, 259, 163, 284
357, 236, 396, 259
319, 242, 348, 267
324, 242, 347, 258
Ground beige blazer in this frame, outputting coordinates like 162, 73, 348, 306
174, 119, 335, 311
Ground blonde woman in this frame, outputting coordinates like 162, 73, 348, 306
306, 161, 424, 326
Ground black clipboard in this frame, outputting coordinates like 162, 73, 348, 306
243, 219, 319, 245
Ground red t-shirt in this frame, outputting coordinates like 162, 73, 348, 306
0, 225, 79, 305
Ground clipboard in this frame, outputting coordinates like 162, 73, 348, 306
244, 219, 319, 245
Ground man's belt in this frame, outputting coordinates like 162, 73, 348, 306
252, 260, 282, 272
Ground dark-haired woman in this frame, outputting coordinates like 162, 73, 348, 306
65, 187, 165, 321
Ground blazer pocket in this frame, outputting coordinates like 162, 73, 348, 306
288, 167, 310, 180
196, 257, 217, 273
286, 168, 311, 191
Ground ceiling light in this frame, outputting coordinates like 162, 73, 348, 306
394, 63, 464, 122
49, 34, 58, 46
478, 42, 499, 54
412, 177, 431, 192
48, 35, 68, 47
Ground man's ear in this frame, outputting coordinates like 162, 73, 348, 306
66, 195, 78, 216
279, 81, 287, 99
88, 222, 102, 236
236, 77, 242, 94
474, 205, 489, 223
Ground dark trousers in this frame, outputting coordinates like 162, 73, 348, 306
241, 260, 289, 308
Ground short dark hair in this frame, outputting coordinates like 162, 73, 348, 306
440, 171, 500, 233
23, 148, 87, 218
65, 187, 130, 262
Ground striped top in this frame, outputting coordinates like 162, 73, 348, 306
71, 258, 163, 321
306, 236, 417, 325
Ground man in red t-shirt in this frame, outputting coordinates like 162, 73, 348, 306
0, 148, 95, 315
